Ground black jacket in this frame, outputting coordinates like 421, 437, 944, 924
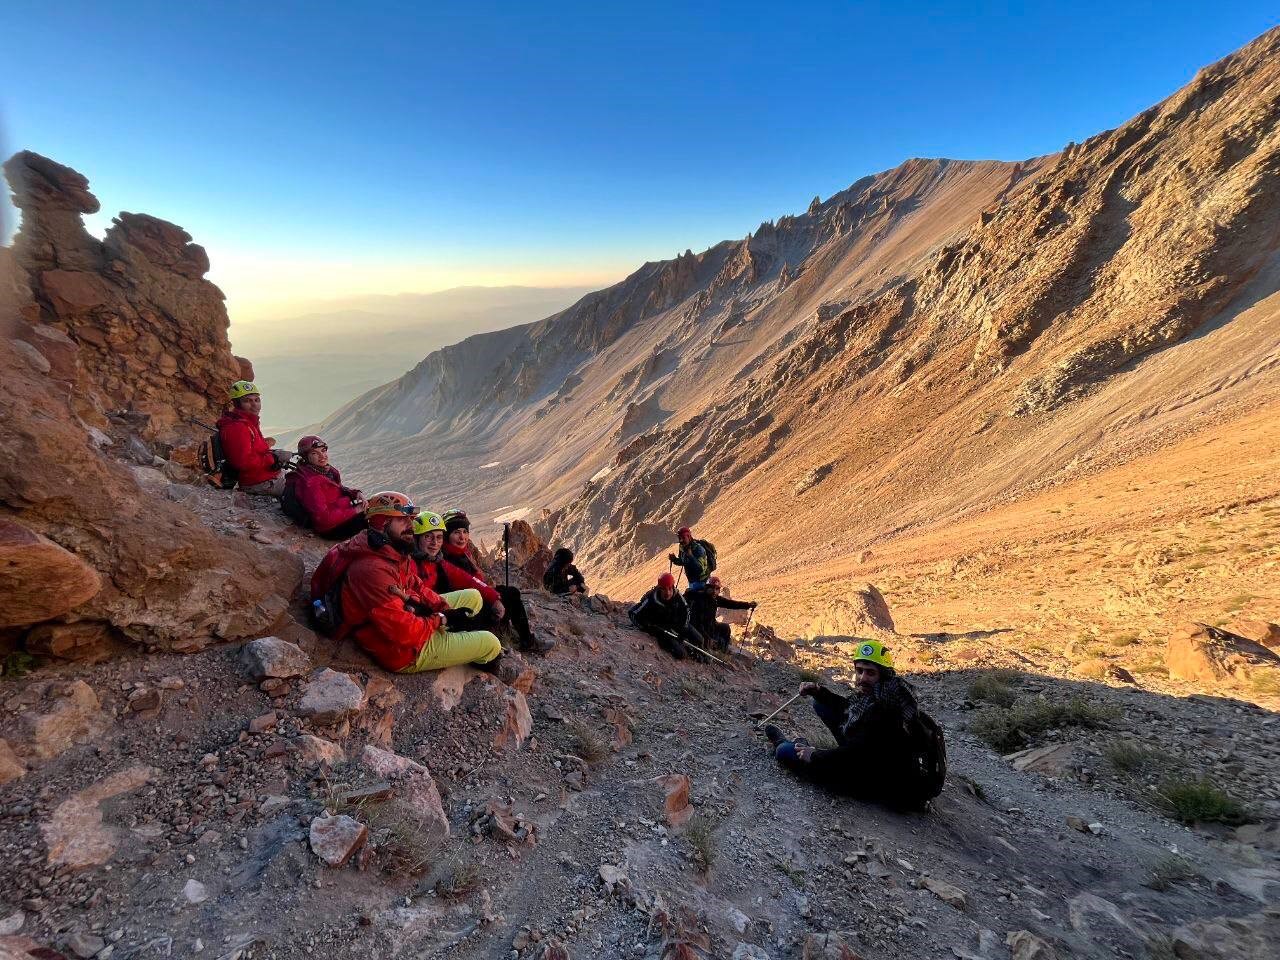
628, 588, 689, 632
544, 551, 587, 595
684, 586, 752, 637
787, 686, 932, 809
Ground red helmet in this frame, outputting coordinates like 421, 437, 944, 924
657, 573, 676, 590
707, 575, 722, 588
297, 435, 327, 454
677, 527, 692, 538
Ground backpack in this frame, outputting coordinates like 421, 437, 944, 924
695, 538, 717, 575
280, 472, 311, 528
309, 542, 357, 637
197, 432, 238, 489
911, 712, 947, 801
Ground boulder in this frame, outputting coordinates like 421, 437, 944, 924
23, 621, 116, 661
1169, 907, 1280, 960
805, 583, 895, 639
0, 520, 101, 627
1166, 623, 1280, 684
5, 679, 110, 761
923, 877, 968, 911
802, 933, 863, 959
290, 735, 345, 767
0, 739, 25, 785
239, 637, 312, 681
296, 669, 365, 723
1005, 743, 1079, 778
1006, 931, 1057, 960
309, 814, 367, 867
1230, 620, 1280, 650
659, 773, 693, 828
359, 745, 450, 851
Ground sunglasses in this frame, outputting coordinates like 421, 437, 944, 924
307, 443, 329, 452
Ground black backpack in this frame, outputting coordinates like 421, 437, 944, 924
695, 538, 718, 574
197, 431, 238, 489
280, 472, 311, 528
912, 712, 947, 800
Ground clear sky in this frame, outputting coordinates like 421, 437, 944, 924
2, 1, 1276, 322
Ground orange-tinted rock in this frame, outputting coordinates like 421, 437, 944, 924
23, 621, 116, 661
0, 520, 101, 627
40, 765, 153, 870
659, 773, 693, 827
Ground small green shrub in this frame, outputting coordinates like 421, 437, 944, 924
1144, 854, 1199, 891
1157, 778, 1247, 825
685, 814, 717, 871
566, 719, 609, 766
970, 696, 1116, 754
968, 674, 1016, 707
1, 651, 38, 680
1103, 740, 1151, 774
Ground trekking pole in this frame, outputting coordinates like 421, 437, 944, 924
503, 522, 511, 588
745, 607, 755, 629
756, 692, 802, 727
683, 640, 728, 666
184, 416, 218, 432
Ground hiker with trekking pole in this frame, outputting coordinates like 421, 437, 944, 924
627, 572, 718, 663
759, 640, 947, 810
668, 526, 714, 590
685, 574, 756, 652
438, 509, 554, 655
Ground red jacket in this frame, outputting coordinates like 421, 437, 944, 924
288, 464, 360, 534
216, 408, 279, 487
413, 551, 500, 606
336, 532, 444, 672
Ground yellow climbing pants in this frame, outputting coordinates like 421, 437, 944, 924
398, 589, 502, 673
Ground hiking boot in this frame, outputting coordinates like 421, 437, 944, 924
476, 652, 528, 687
520, 632, 555, 656
763, 723, 784, 746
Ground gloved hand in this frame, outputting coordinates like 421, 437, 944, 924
667, 553, 679, 564
270, 449, 291, 468
443, 607, 475, 631
798, 682, 822, 697
750, 601, 758, 609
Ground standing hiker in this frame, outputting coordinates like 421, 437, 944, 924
216, 381, 291, 497
282, 435, 366, 539
543, 547, 587, 595
440, 509, 554, 655
668, 526, 712, 589
334, 492, 504, 674
685, 575, 755, 651
628, 573, 712, 662
762, 640, 945, 810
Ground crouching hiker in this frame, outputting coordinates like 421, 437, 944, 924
334, 491, 504, 674
763, 640, 945, 810
282, 435, 366, 539
216, 381, 291, 497
685, 575, 755, 651
440, 509, 554, 655
628, 573, 712, 662
543, 547, 587, 595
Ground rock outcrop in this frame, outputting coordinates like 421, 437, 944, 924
1, 154, 303, 654
4, 151, 251, 443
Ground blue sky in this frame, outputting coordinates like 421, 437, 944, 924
2, 1, 1276, 320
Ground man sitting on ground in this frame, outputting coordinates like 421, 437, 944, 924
763, 640, 944, 809
628, 573, 711, 662
283, 435, 366, 539
338, 491, 504, 674
685, 575, 755, 651
668, 526, 710, 589
543, 547, 587, 595
216, 380, 290, 497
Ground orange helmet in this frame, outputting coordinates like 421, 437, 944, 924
364, 491, 420, 521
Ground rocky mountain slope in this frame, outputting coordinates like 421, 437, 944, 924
317, 27, 1280, 615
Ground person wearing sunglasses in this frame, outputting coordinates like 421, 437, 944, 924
282, 435, 366, 539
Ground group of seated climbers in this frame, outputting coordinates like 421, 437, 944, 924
216, 382, 944, 811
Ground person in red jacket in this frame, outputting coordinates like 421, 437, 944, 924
337, 491, 502, 674
216, 381, 289, 497
440, 509, 554, 655
284, 435, 367, 539
411, 511, 502, 604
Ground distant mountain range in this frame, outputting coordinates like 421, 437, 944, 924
316, 28, 1280, 599
230, 285, 596, 433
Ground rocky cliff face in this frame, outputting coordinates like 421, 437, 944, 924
1, 155, 300, 656
318, 27, 1280, 602
4, 151, 253, 444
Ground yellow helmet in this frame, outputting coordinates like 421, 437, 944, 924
364, 491, 420, 520
228, 380, 261, 401
853, 639, 894, 670
412, 511, 446, 535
